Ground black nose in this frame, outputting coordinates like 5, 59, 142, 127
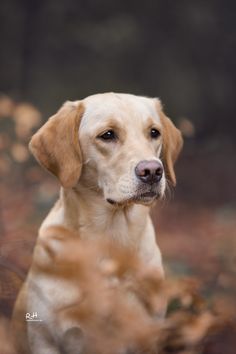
135, 160, 163, 184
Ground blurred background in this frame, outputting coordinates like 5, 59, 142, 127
0, 0, 235, 352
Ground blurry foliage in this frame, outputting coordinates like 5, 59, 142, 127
0, 94, 41, 170
0, 95, 58, 315
0, 317, 16, 354
5, 226, 236, 353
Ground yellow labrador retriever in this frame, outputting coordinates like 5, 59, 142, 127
12, 93, 183, 353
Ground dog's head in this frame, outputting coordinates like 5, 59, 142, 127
30, 93, 183, 206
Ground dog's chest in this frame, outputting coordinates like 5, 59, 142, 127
78, 209, 146, 246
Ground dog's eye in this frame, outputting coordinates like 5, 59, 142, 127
150, 128, 160, 139
99, 130, 117, 141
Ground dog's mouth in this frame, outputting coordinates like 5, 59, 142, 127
132, 191, 158, 200
130, 191, 160, 205
106, 190, 160, 206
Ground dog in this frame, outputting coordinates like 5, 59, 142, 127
12, 93, 183, 353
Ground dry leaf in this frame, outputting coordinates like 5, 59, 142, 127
13, 103, 41, 139
10, 143, 29, 163
0, 95, 14, 118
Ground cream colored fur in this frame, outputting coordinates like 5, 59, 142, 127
12, 93, 183, 354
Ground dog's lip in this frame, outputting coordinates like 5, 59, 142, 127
131, 191, 159, 203
106, 198, 116, 205
106, 191, 159, 205
135, 191, 157, 198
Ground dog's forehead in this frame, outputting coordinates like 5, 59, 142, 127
79, 93, 161, 130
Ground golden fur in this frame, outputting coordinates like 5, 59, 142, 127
12, 93, 183, 353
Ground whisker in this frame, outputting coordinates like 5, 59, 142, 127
159, 178, 174, 206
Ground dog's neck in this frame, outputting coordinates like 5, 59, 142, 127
59, 186, 150, 245
39, 185, 162, 269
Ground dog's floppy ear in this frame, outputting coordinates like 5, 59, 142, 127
156, 100, 183, 186
29, 101, 84, 188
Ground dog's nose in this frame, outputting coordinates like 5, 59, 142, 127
135, 160, 163, 184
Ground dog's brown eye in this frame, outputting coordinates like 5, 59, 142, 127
150, 128, 160, 139
99, 130, 117, 141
